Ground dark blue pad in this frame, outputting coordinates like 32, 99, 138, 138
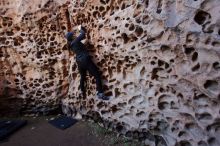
0, 120, 27, 141
48, 116, 78, 130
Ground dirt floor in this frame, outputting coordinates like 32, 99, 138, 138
0, 116, 143, 146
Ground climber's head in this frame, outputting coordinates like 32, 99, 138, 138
65, 32, 74, 42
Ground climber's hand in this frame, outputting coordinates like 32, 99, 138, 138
77, 25, 82, 31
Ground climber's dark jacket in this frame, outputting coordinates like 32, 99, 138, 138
65, 29, 103, 94
69, 29, 89, 63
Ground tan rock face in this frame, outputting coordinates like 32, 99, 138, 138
0, 0, 220, 145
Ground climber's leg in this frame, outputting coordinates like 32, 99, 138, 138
86, 58, 103, 94
78, 63, 87, 95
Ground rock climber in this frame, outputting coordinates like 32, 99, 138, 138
65, 25, 109, 100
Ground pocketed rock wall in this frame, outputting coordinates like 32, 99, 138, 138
0, 0, 220, 145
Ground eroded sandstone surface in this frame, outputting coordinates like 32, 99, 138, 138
0, 0, 220, 145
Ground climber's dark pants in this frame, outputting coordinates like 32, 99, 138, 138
77, 56, 103, 94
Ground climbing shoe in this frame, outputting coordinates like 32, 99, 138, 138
97, 93, 109, 100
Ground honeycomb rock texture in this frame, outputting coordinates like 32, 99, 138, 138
1, 0, 220, 145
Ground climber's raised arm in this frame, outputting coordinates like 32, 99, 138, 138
70, 26, 85, 45
65, 25, 85, 44
72, 30, 85, 43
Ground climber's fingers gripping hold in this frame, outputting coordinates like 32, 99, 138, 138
77, 25, 86, 33
77, 25, 82, 31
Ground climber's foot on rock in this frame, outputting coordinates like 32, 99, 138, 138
78, 91, 86, 98
97, 92, 110, 100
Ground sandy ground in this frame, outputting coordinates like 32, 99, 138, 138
0, 117, 106, 146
